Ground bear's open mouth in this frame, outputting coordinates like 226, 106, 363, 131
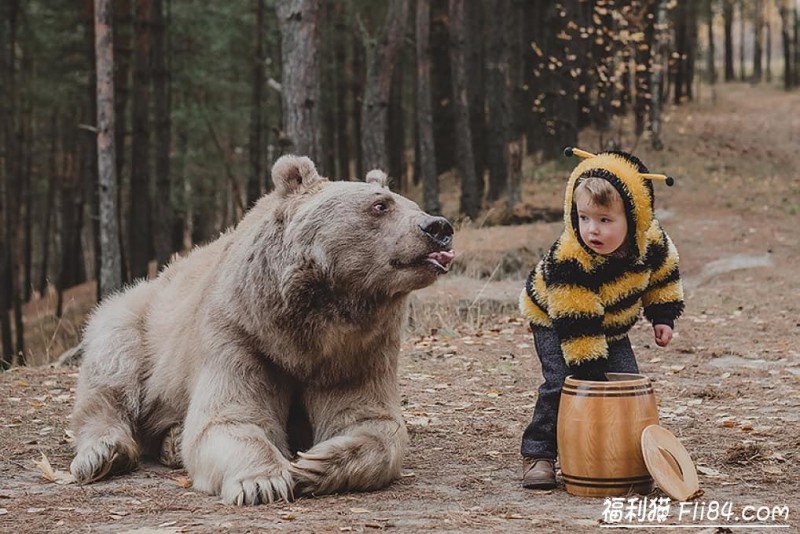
424, 250, 455, 273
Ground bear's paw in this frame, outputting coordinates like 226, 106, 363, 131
221, 467, 295, 506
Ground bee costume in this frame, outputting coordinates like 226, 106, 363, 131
519, 147, 684, 461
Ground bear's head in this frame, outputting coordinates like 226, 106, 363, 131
271, 155, 455, 302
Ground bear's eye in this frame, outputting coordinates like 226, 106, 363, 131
371, 201, 390, 214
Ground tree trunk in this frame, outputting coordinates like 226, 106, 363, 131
619, 35, 633, 116
430, 0, 455, 174
505, 0, 524, 209
129, 0, 152, 280
114, 0, 132, 283
779, 3, 792, 89
588, 0, 619, 131
687, 1, 698, 100
85, 0, 100, 298
739, 0, 746, 80
554, 0, 585, 148
152, 0, 174, 268
174, 122, 190, 249
21, 47, 33, 304
466, 1, 485, 182
0, 98, 11, 365
753, 0, 764, 82
95, 0, 123, 299
525, 1, 548, 155
321, 1, 339, 178
248, 0, 265, 204
415, 0, 439, 214
707, 0, 717, 85
723, 0, 735, 81
765, 3, 772, 82
448, 0, 480, 219
387, 47, 405, 187
38, 113, 58, 296
673, 0, 698, 103
484, 0, 510, 202
276, 0, 322, 164
651, 0, 669, 150
2, 0, 21, 365
57, 116, 80, 317
351, 32, 364, 179
673, 0, 688, 103
360, 0, 409, 175
795, 6, 800, 88
635, 0, 657, 137
334, 1, 353, 178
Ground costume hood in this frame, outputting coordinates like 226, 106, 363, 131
560, 147, 673, 264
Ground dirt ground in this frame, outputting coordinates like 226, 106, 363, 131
1, 83, 799, 533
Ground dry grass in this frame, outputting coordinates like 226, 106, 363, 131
18, 282, 95, 366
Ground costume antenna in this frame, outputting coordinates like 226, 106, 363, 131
564, 146, 675, 186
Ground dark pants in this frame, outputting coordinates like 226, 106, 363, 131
520, 326, 639, 460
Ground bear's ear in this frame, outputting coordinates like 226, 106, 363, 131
365, 169, 388, 188
271, 155, 323, 196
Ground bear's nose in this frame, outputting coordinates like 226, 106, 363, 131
419, 217, 454, 248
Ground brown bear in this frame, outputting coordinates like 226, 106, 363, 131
69, 155, 454, 505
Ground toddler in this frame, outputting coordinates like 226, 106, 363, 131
518, 147, 685, 489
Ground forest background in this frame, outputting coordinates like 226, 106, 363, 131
1, 0, 800, 367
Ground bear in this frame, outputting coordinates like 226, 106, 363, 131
69, 155, 455, 505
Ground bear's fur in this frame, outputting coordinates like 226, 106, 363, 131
69, 155, 455, 505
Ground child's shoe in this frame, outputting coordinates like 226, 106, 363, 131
521, 457, 556, 489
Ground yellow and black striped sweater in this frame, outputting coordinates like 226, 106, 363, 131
519, 151, 684, 366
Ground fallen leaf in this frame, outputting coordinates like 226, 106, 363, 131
33, 453, 76, 485
174, 476, 192, 488
696, 465, 721, 477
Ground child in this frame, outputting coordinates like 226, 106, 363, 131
518, 147, 685, 490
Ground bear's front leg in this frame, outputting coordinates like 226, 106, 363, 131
182, 364, 295, 505
290, 381, 408, 495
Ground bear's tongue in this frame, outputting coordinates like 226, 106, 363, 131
426, 250, 455, 272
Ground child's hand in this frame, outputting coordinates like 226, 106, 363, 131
654, 324, 673, 347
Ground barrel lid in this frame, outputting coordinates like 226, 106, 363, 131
641, 425, 701, 501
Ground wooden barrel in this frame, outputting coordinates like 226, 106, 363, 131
557, 373, 659, 497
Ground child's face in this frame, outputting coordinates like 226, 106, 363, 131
575, 191, 628, 256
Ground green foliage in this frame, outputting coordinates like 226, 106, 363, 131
170, 1, 252, 221
24, 0, 92, 111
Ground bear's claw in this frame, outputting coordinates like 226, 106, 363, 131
221, 471, 294, 505
70, 439, 135, 484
